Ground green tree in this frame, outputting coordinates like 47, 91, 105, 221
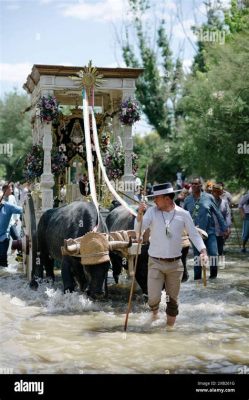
224, 0, 249, 34
192, 0, 228, 73
0, 91, 32, 181
122, 0, 183, 138
178, 29, 249, 188
133, 131, 181, 184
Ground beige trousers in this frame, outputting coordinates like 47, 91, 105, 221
148, 257, 183, 316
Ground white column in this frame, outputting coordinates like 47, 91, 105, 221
111, 114, 120, 143
121, 89, 135, 202
32, 118, 43, 145
40, 122, 54, 211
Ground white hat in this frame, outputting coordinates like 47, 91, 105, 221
147, 182, 181, 197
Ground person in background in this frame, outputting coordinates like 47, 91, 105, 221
212, 183, 231, 256
175, 188, 189, 208
217, 182, 233, 206
135, 182, 207, 330
134, 185, 144, 202
205, 181, 214, 194
0, 190, 23, 267
2, 183, 20, 242
238, 190, 249, 253
13, 182, 22, 205
146, 183, 153, 196
184, 178, 228, 280
175, 188, 190, 282
134, 174, 142, 199
176, 171, 183, 190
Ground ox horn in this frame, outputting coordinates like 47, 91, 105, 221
108, 241, 130, 251
67, 244, 80, 253
64, 239, 80, 254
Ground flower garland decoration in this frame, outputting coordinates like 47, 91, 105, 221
37, 95, 60, 123
23, 145, 43, 181
119, 97, 141, 126
103, 142, 138, 180
23, 145, 67, 182
51, 150, 68, 176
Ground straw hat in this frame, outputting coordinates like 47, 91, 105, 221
212, 183, 223, 191
196, 227, 208, 240
80, 232, 110, 265
181, 227, 208, 248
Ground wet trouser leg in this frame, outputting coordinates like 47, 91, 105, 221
0, 239, 10, 267
148, 257, 183, 316
147, 258, 164, 312
216, 236, 225, 256
181, 246, 189, 282
207, 235, 219, 278
164, 261, 183, 317
193, 234, 218, 279
242, 216, 249, 248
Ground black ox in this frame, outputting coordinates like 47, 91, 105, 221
35, 201, 110, 298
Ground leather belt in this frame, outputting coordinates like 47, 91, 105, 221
151, 256, 181, 262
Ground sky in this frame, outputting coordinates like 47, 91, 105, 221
0, 0, 230, 133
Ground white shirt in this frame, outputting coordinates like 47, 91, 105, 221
134, 204, 205, 258
221, 190, 232, 205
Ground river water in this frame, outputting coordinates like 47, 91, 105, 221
0, 244, 248, 375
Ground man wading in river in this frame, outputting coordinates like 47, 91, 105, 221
135, 182, 207, 330
184, 178, 228, 280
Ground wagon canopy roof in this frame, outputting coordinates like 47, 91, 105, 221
23, 64, 144, 94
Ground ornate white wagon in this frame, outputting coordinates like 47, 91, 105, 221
21, 62, 143, 281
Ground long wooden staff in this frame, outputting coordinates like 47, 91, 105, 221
201, 255, 207, 287
124, 166, 148, 332
117, 190, 153, 207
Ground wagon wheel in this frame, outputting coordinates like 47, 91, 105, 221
22, 194, 40, 285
